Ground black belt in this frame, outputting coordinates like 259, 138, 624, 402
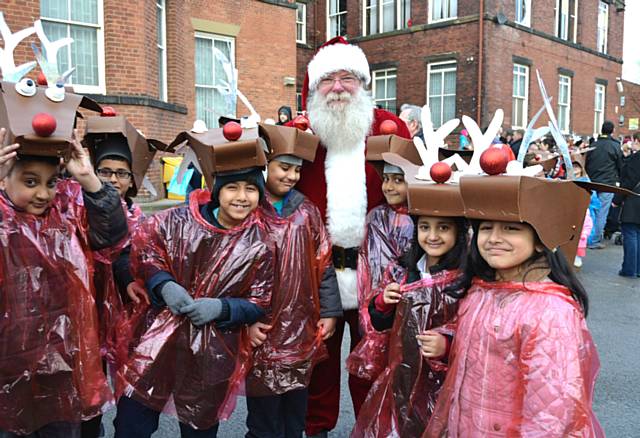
332, 245, 358, 270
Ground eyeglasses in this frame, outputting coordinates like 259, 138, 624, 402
97, 168, 133, 180
318, 75, 359, 88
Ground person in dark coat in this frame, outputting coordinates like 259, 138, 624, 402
509, 129, 524, 157
612, 151, 640, 278
277, 105, 293, 125
585, 121, 624, 248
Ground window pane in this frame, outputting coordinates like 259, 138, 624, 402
429, 99, 442, 127
158, 47, 165, 98
432, 0, 442, 20
449, 0, 457, 17
41, 21, 70, 76
401, 0, 411, 27
329, 0, 337, 14
367, 1, 378, 35
339, 0, 347, 12
375, 78, 385, 99
429, 73, 442, 95
382, 0, 395, 32
70, 25, 98, 85
443, 70, 456, 94
71, 0, 98, 24
297, 4, 304, 21
339, 14, 347, 36
196, 87, 215, 128
195, 38, 213, 85
41, 0, 69, 20
443, 95, 455, 121
388, 75, 396, 98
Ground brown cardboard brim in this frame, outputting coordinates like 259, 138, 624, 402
459, 175, 589, 261
408, 182, 465, 217
213, 139, 268, 173
573, 180, 639, 197
16, 135, 71, 159
259, 123, 318, 162
366, 135, 422, 165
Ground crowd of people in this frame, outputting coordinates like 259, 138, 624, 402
2, 20, 638, 438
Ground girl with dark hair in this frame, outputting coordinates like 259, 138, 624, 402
425, 217, 603, 437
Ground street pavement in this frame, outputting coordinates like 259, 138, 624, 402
102, 241, 639, 437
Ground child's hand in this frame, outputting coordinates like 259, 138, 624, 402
65, 129, 102, 192
416, 330, 447, 359
383, 283, 402, 305
317, 317, 337, 340
249, 322, 272, 347
0, 128, 19, 181
127, 281, 150, 305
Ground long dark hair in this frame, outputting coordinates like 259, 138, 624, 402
465, 220, 589, 315
399, 215, 470, 297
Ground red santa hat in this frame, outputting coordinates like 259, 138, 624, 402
301, 36, 371, 110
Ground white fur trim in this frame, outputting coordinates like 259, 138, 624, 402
325, 141, 368, 248
308, 44, 371, 90
336, 268, 358, 310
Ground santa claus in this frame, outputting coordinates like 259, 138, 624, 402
293, 37, 411, 437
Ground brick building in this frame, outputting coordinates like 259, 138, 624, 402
619, 79, 640, 138
2, 0, 298, 199
296, 0, 626, 140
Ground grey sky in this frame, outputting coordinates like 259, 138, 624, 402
623, 1, 640, 84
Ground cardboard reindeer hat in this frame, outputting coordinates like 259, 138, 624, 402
0, 14, 101, 157
366, 133, 422, 174
83, 112, 165, 197
259, 123, 319, 166
168, 121, 267, 190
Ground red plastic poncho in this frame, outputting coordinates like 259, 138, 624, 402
0, 180, 113, 435
246, 198, 332, 396
93, 202, 144, 365
351, 266, 460, 438
117, 190, 275, 429
347, 204, 414, 381
425, 279, 604, 437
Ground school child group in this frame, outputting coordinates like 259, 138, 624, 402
0, 17, 620, 438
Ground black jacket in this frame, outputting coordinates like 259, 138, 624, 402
510, 138, 523, 158
585, 135, 623, 185
84, 182, 129, 249
613, 153, 640, 225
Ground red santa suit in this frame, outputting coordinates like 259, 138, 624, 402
294, 36, 412, 435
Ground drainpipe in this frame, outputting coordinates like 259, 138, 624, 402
476, 0, 484, 123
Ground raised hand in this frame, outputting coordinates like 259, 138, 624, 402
0, 128, 19, 181
65, 129, 101, 192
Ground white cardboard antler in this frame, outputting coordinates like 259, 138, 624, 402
463, 108, 504, 174
413, 105, 459, 180
0, 12, 36, 82
33, 19, 73, 86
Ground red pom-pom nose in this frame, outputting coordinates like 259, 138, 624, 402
222, 121, 243, 141
479, 147, 509, 175
380, 119, 398, 135
430, 162, 452, 183
32, 113, 57, 137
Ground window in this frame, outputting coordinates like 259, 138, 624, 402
296, 92, 303, 114
40, 0, 105, 93
296, 3, 306, 44
363, 0, 411, 36
512, 64, 529, 129
597, 1, 608, 54
558, 75, 571, 133
156, 0, 167, 101
515, 0, 531, 26
429, 0, 457, 23
555, 0, 578, 42
195, 33, 235, 129
372, 68, 397, 112
594, 83, 606, 136
427, 61, 456, 128
327, 0, 347, 39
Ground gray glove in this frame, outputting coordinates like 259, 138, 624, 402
181, 298, 223, 326
160, 281, 194, 315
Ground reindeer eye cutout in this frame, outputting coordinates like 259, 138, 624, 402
45, 82, 65, 103
15, 78, 37, 97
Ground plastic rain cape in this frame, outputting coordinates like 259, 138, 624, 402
347, 204, 414, 381
352, 266, 461, 438
0, 180, 113, 435
246, 198, 332, 396
424, 279, 604, 438
117, 190, 275, 429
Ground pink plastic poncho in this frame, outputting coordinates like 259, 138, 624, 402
0, 180, 113, 435
246, 199, 331, 396
347, 204, 414, 381
117, 190, 275, 429
93, 202, 144, 365
351, 266, 460, 438
424, 279, 604, 437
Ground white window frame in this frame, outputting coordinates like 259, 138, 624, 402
426, 60, 457, 128
515, 0, 531, 27
194, 32, 236, 127
558, 75, 571, 134
428, 0, 457, 24
40, 0, 106, 94
597, 1, 608, 54
362, 0, 410, 36
555, 0, 578, 43
156, 0, 168, 101
512, 64, 529, 129
372, 68, 397, 112
326, 0, 347, 39
296, 3, 307, 44
594, 83, 606, 136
